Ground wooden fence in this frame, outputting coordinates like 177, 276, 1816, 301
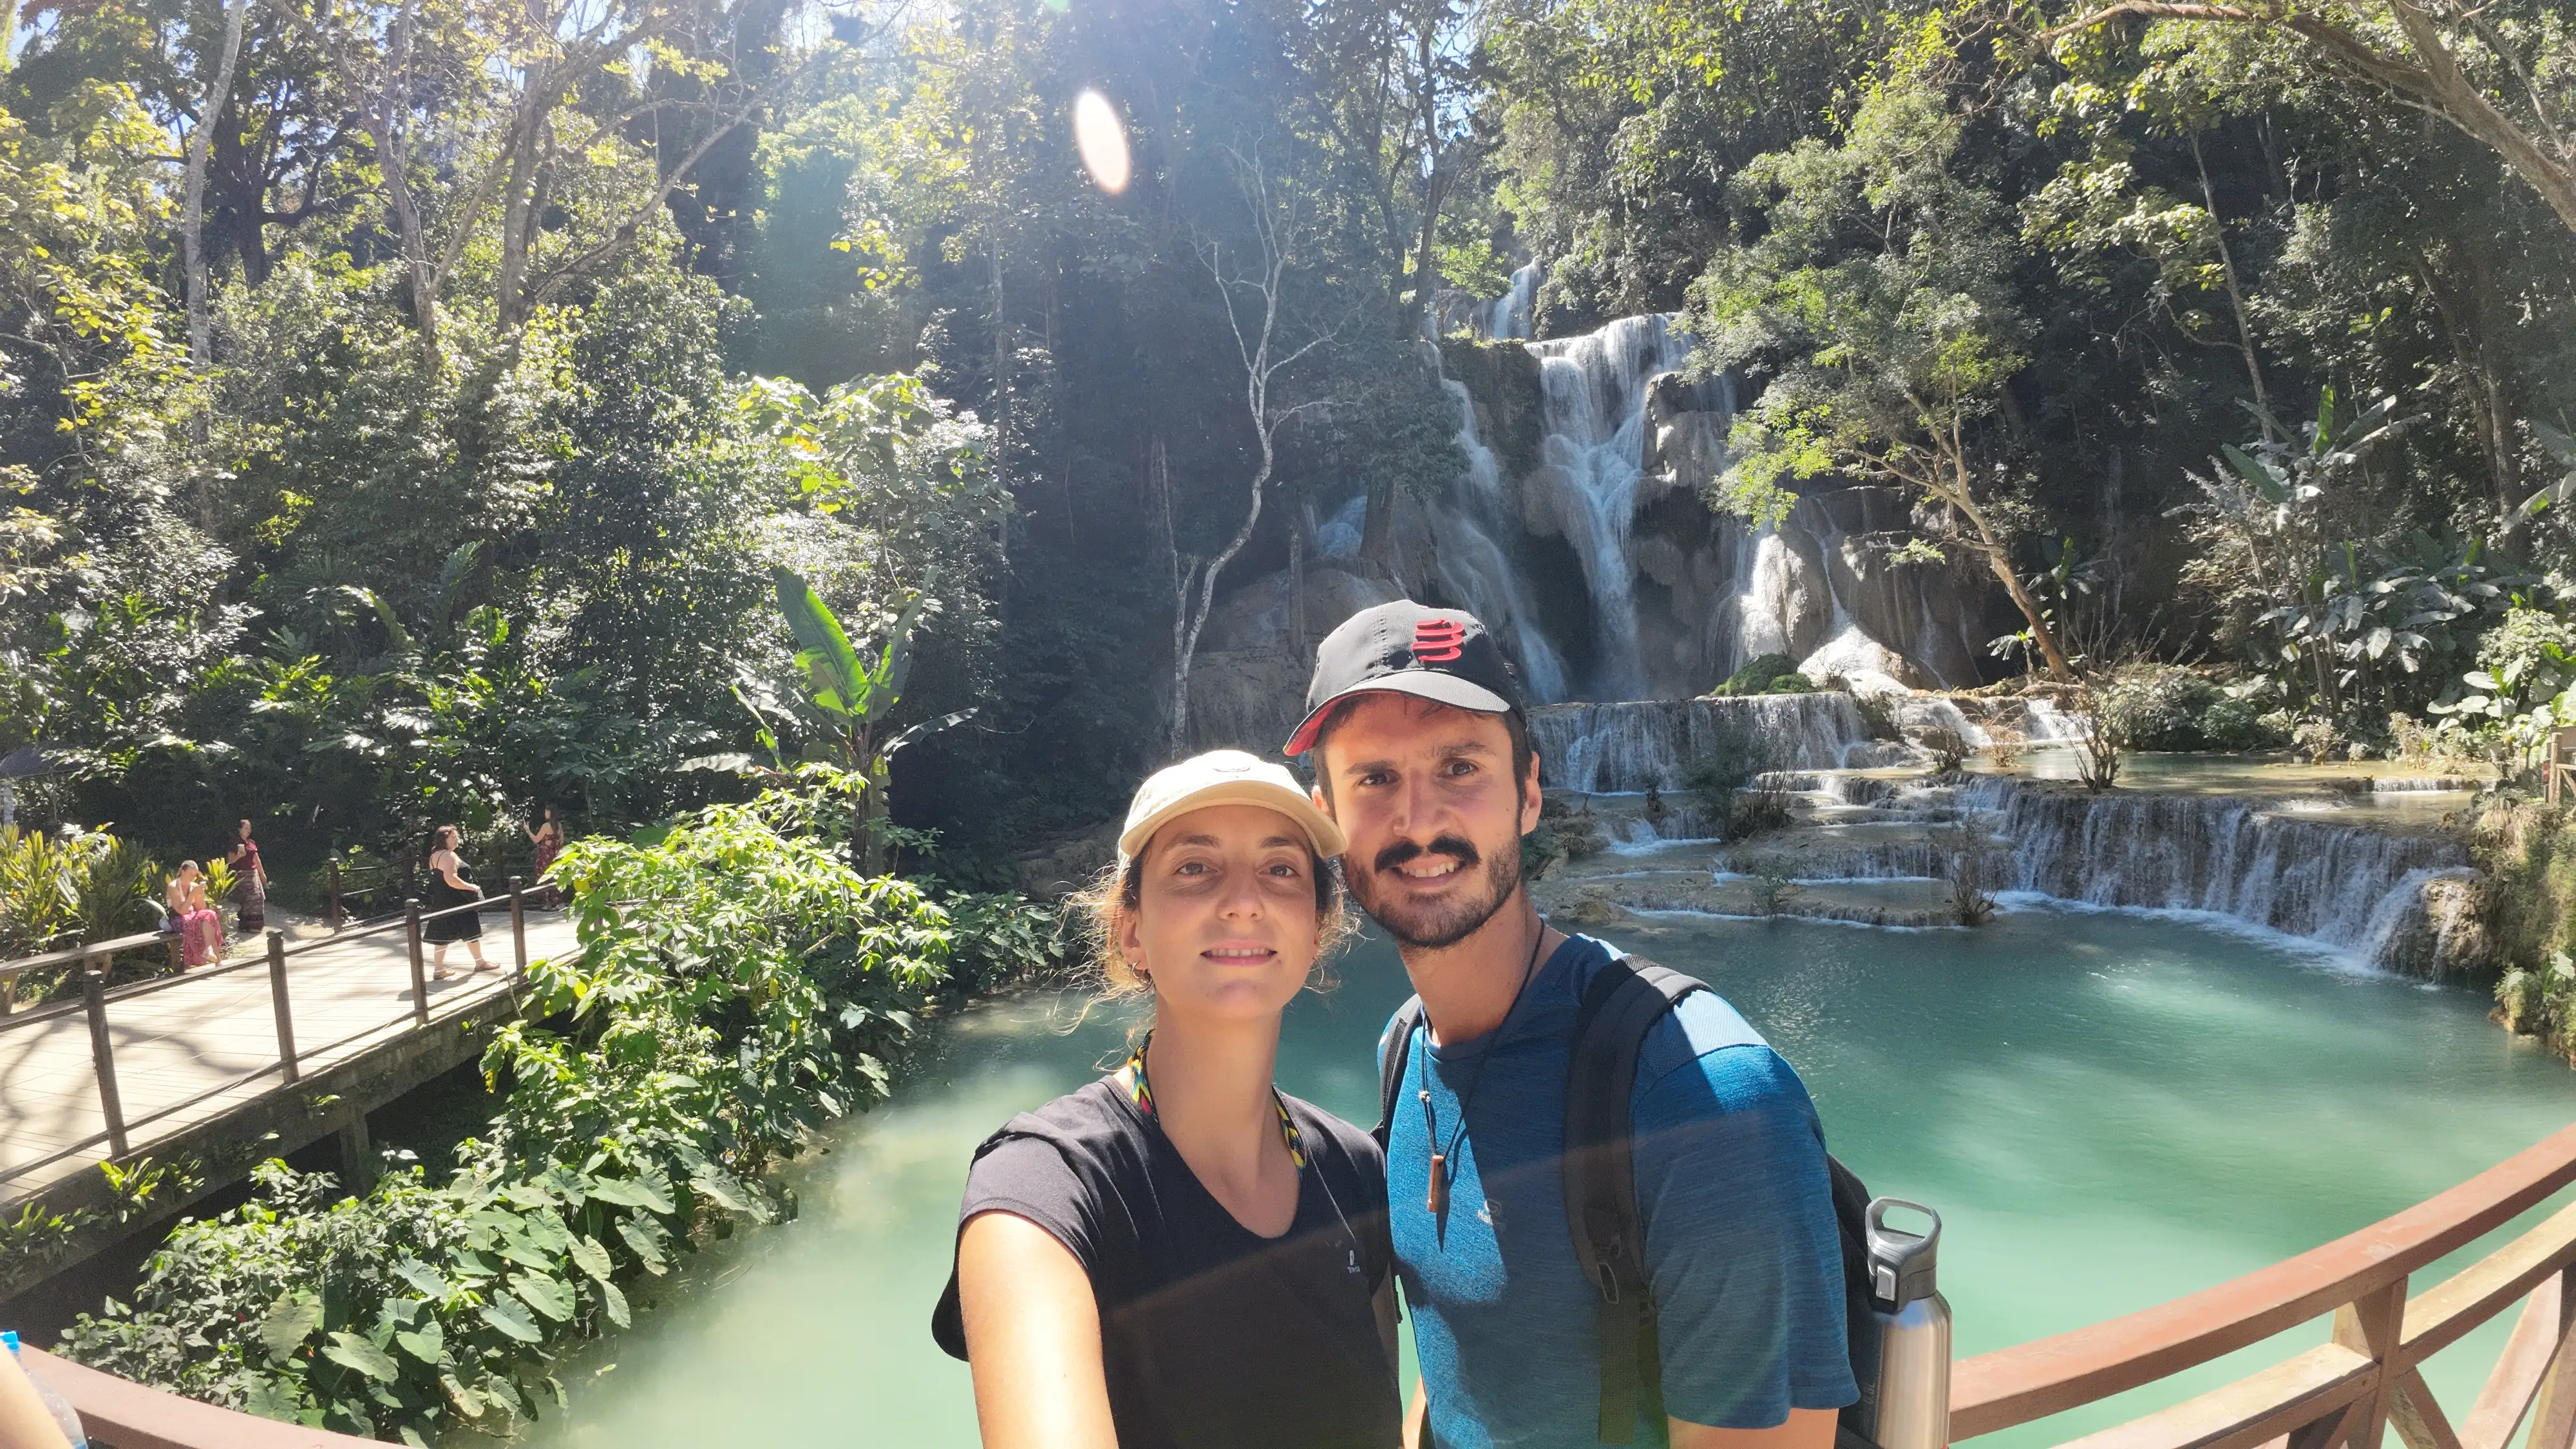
1953, 1122, 2576, 1449
0, 882, 528, 1191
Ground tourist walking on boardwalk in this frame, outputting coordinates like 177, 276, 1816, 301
1289, 601, 1856, 1449
225, 818, 267, 935
422, 825, 489, 979
523, 807, 565, 909
933, 750, 1400, 1449
164, 861, 221, 968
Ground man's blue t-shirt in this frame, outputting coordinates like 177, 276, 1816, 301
1381, 934, 1857, 1448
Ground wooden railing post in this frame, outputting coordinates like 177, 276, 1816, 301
2331, 1276, 2410, 1449
328, 858, 344, 928
267, 929, 298, 1084
2527, 1268, 2576, 1449
80, 951, 128, 1157
508, 875, 527, 983
404, 899, 428, 1025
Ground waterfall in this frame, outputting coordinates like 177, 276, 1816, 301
1524, 316, 1696, 697
1529, 694, 1881, 791
1485, 261, 1540, 341
1980, 784, 2470, 966
1425, 346, 1572, 701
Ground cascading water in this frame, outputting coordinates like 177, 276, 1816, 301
1524, 316, 1696, 698
1484, 261, 1540, 341
1529, 694, 1889, 791
1428, 352, 1571, 701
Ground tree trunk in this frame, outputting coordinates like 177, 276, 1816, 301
1289, 507, 1307, 661
2192, 133, 2275, 439
182, 0, 251, 372
1406, 162, 1448, 338
1359, 478, 1396, 574
1940, 435, 2070, 679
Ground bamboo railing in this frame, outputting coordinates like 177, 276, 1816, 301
1953, 1122, 2576, 1449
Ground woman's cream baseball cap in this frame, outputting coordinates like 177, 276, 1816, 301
1117, 750, 1347, 869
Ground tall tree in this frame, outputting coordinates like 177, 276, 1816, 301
1692, 79, 2072, 677
2043, 1, 2576, 233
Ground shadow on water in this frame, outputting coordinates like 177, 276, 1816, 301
496, 909, 2576, 1449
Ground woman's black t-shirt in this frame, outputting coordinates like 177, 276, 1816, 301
932, 1077, 1401, 1449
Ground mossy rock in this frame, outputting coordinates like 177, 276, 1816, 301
1714, 653, 1801, 696
1436, 336, 1544, 480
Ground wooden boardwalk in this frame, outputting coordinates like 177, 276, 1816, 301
0, 910, 578, 1208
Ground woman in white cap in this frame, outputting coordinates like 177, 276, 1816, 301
933, 750, 1400, 1449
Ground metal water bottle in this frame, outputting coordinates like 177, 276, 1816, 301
1856, 1198, 1950, 1449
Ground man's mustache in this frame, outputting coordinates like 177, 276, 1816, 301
1373, 836, 1482, 875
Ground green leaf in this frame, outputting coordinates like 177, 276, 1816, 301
479, 1294, 542, 1343
2221, 444, 2286, 504
773, 567, 864, 718
587, 1175, 674, 1213
324, 1331, 400, 1383
512, 1271, 576, 1322
440, 1373, 486, 1419
243, 1376, 305, 1423
259, 1291, 324, 1361
600, 1277, 631, 1329
616, 1217, 668, 1273
570, 1234, 615, 1282
690, 1170, 751, 1213
393, 1318, 445, 1365
391, 1255, 449, 1300
498, 1238, 558, 1271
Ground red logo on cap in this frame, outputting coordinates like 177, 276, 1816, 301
1412, 618, 1466, 664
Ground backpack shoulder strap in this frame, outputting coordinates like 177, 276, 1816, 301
1376, 994, 1426, 1149
1564, 954, 1703, 1444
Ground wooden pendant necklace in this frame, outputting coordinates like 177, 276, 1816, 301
1420, 918, 1549, 1220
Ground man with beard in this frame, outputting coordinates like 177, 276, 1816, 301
1287, 602, 1855, 1449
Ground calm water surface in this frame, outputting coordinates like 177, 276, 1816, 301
508, 904, 2576, 1449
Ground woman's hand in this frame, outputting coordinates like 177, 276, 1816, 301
956, 1210, 1117, 1449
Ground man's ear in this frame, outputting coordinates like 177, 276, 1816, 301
1311, 782, 1335, 819
1518, 750, 1544, 837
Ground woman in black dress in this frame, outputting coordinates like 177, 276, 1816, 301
422, 824, 488, 979
933, 750, 1401, 1449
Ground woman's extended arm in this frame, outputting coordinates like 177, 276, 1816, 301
956, 1209, 1117, 1449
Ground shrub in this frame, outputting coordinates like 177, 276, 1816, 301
59, 790, 958, 1441
1918, 726, 1972, 775
1714, 654, 1801, 696
1763, 672, 1817, 694
2097, 666, 2221, 752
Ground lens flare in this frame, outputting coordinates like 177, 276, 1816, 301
1073, 90, 1131, 195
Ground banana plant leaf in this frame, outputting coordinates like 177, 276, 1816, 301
772, 567, 864, 717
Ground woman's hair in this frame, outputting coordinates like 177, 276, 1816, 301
1070, 831, 1353, 1003
435, 824, 460, 849
176, 859, 200, 876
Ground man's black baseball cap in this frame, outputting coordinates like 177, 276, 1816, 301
1284, 600, 1524, 756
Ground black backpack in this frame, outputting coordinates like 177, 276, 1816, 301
1375, 955, 1880, 1446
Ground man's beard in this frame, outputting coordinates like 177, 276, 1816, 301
1347, 833, 1523, 951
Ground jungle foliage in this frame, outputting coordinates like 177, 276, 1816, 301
48, 785, 1046, 1442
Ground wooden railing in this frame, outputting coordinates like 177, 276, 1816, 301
2546, 726, 2576, 807
0, 881, 530, 1194
1953, 1122, 2576, 1449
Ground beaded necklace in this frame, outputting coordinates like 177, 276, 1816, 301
1117, 1032, 1308, 1170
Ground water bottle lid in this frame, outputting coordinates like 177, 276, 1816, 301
1865, 1197, 1941, 1308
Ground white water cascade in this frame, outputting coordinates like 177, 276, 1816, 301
1430, 354, 1571, 701
1528, 695, 1902, 791
1522, 316, 1698, 697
